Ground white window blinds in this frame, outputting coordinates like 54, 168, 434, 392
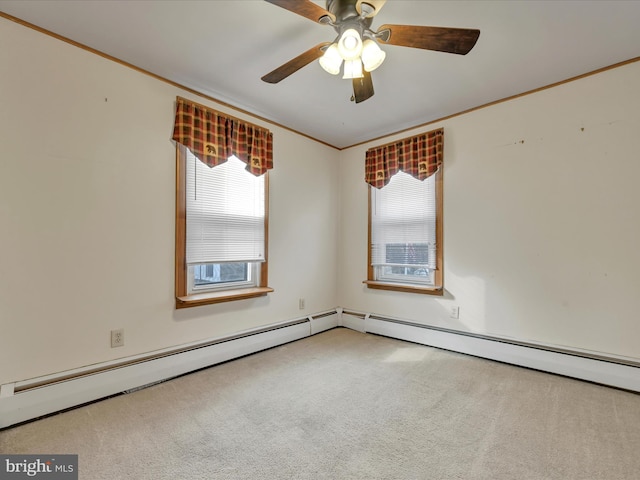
371, 171, 436, 269
185, 149, 265, 265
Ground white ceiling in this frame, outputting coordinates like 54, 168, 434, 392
2, 0, 640, 149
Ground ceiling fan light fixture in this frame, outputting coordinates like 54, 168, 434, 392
319, 43, 343, 75
361, 39, 386, 72
337, 28, 363, 61
342, 59, 364, 79
261, 0, 480, 104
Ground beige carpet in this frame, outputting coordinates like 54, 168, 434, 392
2, 328, 639, 479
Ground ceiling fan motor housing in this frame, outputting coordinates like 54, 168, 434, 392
327, 0, 374, 29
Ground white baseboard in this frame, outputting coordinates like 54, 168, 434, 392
344, 311, 640, 393
0, 313, 335, 429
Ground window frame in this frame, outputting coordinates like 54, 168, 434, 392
364, 166, 444, 296
175, 146, 272, 309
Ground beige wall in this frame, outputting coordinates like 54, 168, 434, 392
2, 15, 640, 388
0, 18, 340, 385
338, 61, 640, 360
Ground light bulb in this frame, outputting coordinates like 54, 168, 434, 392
338, 28, 363, 61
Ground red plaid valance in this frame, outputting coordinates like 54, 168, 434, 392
172, 97, 273, 176
365, 128, 443, 188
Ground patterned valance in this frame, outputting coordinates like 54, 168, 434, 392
172, 97, 273, 176
365, 128, 443, 188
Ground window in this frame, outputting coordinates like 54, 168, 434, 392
175, 147, 272, 308
365, 159, 443, 295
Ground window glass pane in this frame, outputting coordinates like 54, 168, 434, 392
193, 262, 249, 286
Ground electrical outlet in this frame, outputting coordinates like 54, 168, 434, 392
111, 329, 124, 348
299, 298, 305, 310
450, 306, 460, 319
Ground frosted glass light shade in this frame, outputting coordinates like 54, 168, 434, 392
342, 59, 364, 79
361, 39, 386, 72
319, 43, 342, 75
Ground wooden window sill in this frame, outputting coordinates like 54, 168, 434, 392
176, 286, 274, 309
363, 280, 443, 296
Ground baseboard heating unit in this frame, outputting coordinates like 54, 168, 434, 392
2, 308, 638, 429
341, 310, 640, 393
0, 311, 339, 429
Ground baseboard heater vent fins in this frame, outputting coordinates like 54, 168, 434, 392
342, 310, 366, 319
312, 311, 339, 319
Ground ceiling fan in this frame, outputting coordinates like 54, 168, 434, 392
261, 0, 480, 103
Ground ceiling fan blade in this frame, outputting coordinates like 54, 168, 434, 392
352, 70, 374, 104
262, 42, 331, 84
264, 0, 335, 24
356, 0, 387, 18
376, 24, 480, 55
